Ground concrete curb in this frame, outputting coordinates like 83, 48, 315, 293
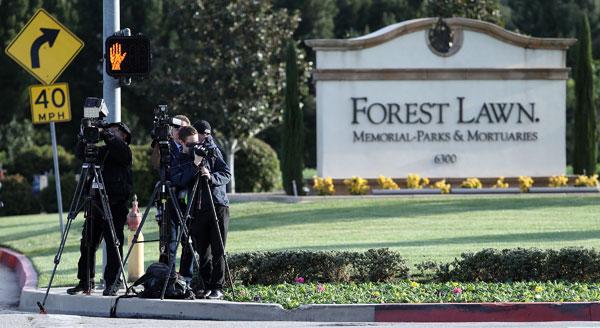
6, 247, 600, 322
0, 247, 38, 289
19, 287, 374, 321
17, 288, 600, 322
374, 303, 600, 322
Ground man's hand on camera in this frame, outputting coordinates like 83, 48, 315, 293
193, 154, 204, 166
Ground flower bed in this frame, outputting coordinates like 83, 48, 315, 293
228, 281, 600, 309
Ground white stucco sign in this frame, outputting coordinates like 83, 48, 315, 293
306, 18, 576, 179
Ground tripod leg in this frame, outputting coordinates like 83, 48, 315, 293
111, 181, 165, 296
201, 176, 235, 299
38, 165, 91, 312
179, 177, 206, 291
159, 186, 190, 300
93, 168, 130, 295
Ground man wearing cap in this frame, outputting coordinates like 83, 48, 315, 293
67, 122, 133, 296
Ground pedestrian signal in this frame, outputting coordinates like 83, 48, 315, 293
104, 35, 150, 77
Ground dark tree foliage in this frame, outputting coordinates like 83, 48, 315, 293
139, 0, 300, 191
504, 0, 600, 59
281, 41, 305, 195
424, 0, 503, 25
573, 15, 597, 174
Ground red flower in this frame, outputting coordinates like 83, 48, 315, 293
452, 287, 463, 295
294, 277, 305, 284
316, 283, 325, 293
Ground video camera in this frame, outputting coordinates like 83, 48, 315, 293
81, 97, 109, 144
151, 105, 184, 142
188, 138, 217, 159
150, 104, 184, 167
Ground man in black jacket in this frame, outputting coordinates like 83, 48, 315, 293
67, 122, 133, 296
171, 123, 231, 299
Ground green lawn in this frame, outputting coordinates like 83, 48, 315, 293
2, 194, 600, 287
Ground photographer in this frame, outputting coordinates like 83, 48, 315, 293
151, 114, 197, 283
67, 122, 132, 296
171, 123, 231, 300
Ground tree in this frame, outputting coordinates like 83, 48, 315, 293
0, 0, 41, 124
573, 14, 597, 175
334, 0, 424, 38
281, 41, 305, 195
424, 0, 503, 25
504, 0, 600, 60
142, 0, 299, 192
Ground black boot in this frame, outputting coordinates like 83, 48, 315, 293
206, 289, 224, 300
66, 280, 94, 295
102, 280, 123, 296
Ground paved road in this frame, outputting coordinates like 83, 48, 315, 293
3, 264, 600, 327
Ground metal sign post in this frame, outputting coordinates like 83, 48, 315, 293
50, 122, 64, 234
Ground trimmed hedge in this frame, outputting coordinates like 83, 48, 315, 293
5, 145, 77, 182
235, 138, 281, 192
228, 248, 409, 285
130, 145, 157, 205
37, 172, 77, 213
433, 247, 600, 282
0, 174, 38, 215
227, 247, 600, 286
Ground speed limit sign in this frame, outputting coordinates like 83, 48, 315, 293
29, 82, 71, 124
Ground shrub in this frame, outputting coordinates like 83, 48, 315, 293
377, 175, 399, 190
407, 174, 429, 189
312, 176, 335, 195
433, 179, 451, 194
229, 248, 408, 285
493, 176, 509, 188
549, 175, 569, 187
0, 174, 38, 215
4, 145, 77, 181
518, 176, 534, 192
37, 172, 77, 213
343, 176, 369, 195
574, 174, 599, 187
434, 247, 600, 282
235, 138, 281, 192
460, 177, 482, 189
130, 145, 157, 205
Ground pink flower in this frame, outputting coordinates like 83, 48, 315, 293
452, 287, 463, 295
294, 276, 305, 284
316, 283, 325, 293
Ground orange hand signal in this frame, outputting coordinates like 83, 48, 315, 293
109, 43, 127, 70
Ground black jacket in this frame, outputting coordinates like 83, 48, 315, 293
76, 131, 133, 204
170, 141, 230, 208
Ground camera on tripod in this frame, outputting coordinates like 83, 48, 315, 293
188, 139, 217, 159
151, 104, 185, 167
81, 97, 110, 163
151, 105, 184, 141
81, 97, 109, 144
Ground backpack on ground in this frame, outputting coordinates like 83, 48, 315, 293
132, 262, 195, 299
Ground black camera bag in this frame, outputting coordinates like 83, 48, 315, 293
133, 262, 195, 299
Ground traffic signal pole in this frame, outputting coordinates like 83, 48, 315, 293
102, 0, 120, 283
103, 0, 121, 123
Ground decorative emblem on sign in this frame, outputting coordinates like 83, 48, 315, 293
428, 18, 453, 54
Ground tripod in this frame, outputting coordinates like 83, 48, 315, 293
192, 161, 236, 299
38, 145, 130, 314
113, 138, 205, 299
